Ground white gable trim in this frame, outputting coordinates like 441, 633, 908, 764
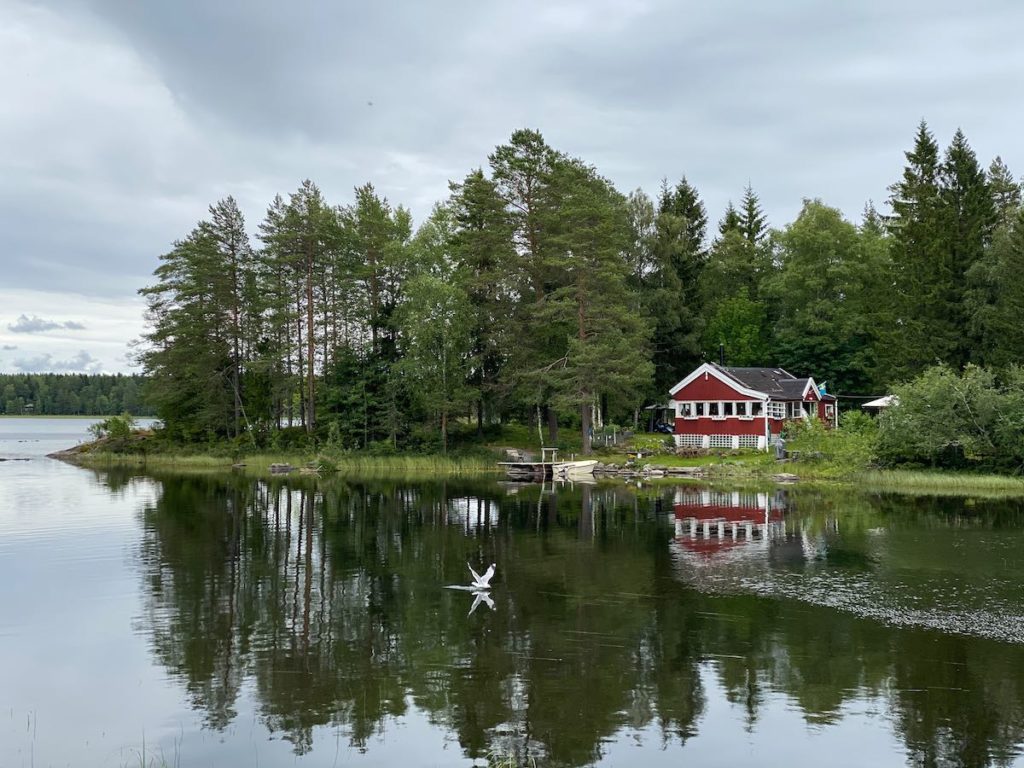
668, 363, 768, 401
803, 377, 820, 400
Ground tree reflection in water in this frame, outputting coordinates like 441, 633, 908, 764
133, 473, 1024, 767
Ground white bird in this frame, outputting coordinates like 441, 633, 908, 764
467, 562, 496, 590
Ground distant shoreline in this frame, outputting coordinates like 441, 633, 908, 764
0, 414, 110, 419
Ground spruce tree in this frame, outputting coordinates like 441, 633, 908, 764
885, 121, 952, 377
987, 156, 1021, 228
738, 184, 769, 246
940, 130, 996, 366
699, 196, 774, 363
966, 206, 1024, 366
647, 177, 707, 393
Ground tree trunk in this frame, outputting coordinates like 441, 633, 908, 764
581, 400, 592, 455
441, 408, 448, 455
546, 406, 558, 446
305, 260, 316, 434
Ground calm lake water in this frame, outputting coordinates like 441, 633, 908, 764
3, 418, 1024, 767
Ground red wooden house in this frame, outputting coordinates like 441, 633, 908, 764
668, 362, 837, 451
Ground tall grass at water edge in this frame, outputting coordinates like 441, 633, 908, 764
855, 469, 1024, 498
69, 450, 500, 477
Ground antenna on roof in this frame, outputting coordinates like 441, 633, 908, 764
718, 343, 726, 366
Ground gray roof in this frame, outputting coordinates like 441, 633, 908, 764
715, 364, 811, 399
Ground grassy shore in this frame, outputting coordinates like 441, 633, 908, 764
49, 431, 1024, 496
59, 446, 500, 478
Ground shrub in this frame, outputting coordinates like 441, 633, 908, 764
877, 364, 1002, 467
785, 411, 878, 468
88, 413, 136, 441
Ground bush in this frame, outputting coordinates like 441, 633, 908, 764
88, 413, 136, 441
785, 411, 878, 469
629, 434, 673, 453
877, 364, 1006, 467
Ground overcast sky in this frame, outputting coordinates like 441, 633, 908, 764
3, 0, 1023, 374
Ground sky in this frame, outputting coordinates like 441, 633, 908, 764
3, 0, 1023, 374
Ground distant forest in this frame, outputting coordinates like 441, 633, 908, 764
137, 121, 1024, 451
0, 373, 153, 416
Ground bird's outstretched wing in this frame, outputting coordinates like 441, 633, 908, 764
467, 562, 483, 585
478, 564, 495, 588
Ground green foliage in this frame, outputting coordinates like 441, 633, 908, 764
766, 199, 890, 395
701, 288, 769, 366
0, 373, 150, 416
629, 433, 673, 453
786, 410, 878, 470
396, 274, 474, 452
876, 364, 1024, 468
131, 121, 1024, 472
88, 413, 137, 441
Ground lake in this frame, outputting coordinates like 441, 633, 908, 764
3, 418, 1024, 767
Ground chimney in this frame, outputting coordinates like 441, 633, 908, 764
718, 343, 726, 366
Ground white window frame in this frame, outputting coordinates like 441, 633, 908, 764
767, 401, 786, 420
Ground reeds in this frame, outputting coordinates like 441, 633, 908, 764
67, 450, 499, 478
856, 469, 1024, 498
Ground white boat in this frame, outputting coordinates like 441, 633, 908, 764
497, 449, 598, 480
553, 459, 598, 478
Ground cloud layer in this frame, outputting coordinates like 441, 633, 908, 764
8, 314, 86, 334
11, 350, 102, 374
4, 0, 1024, 372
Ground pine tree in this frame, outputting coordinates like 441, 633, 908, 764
449, 169, 515, 430
532, 157, 652, 453
207, 197, 253, 437
140, 226, 236, 439
489, 129, 564, 443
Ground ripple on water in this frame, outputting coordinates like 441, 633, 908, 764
671, 545, 1024, 644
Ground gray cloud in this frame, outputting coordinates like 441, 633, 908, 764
2, 345, 17, 351
8, 314, 86, 333
12, 350, 103, 374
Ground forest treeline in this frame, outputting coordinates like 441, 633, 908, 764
139, 122, 1024, 452
0, 373, 152, 416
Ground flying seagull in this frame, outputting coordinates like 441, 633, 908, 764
467, 562, 496, 590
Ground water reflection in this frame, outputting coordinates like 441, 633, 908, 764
130, 473, 1024, 766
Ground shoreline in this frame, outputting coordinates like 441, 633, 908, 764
46, 441, 1024, 497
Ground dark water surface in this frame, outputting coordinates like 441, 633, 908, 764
4, 420, 1024, 766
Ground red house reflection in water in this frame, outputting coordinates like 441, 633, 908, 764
671, 488, 788, 562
